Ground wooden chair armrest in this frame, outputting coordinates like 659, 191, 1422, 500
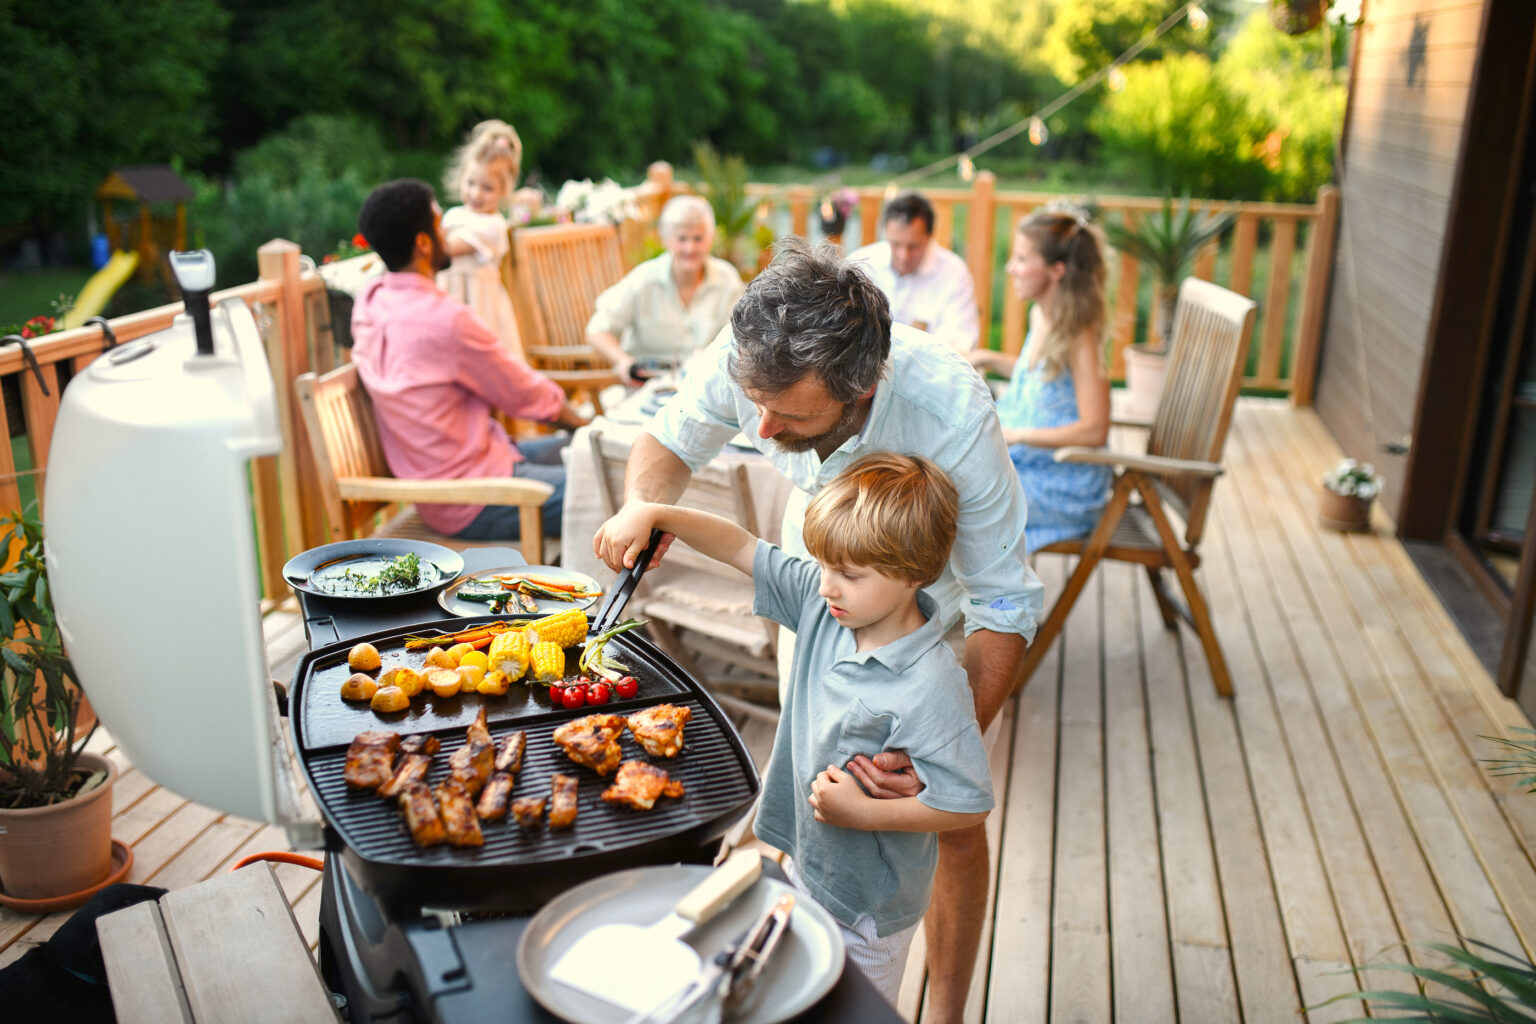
338, 475, 554, 506
1110, 413, 1153, 430
1053, 447, 1224, 478
542, 369, 626, 386
527, 344, 608, 363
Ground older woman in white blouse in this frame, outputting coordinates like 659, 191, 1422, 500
585, 195, 745, 383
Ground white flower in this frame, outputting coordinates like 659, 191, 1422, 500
554, 179, 595, 212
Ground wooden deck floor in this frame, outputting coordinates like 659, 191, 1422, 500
4, 398, 1534, 1023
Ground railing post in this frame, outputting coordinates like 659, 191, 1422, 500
258, 239, 324, 576
858, 192, 884, 247
789, 187, 813, 240
1292, 184, 1339, 407
967, 171, 997, 350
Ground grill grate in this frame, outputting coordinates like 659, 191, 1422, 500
307, 696, 756, 866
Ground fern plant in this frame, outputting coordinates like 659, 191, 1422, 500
1104, 197, 1233, 353
691, 141, 772, 277
1483, 728, 1536, 794
1317, 939, 1536, 1021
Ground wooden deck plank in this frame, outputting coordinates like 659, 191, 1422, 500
986, 555, 1065, 1024
1232, 406, 1453, 996
1190, 519, 1305, 1023
1103, 562, 1176, 1024
1048, 566, 1111, 1024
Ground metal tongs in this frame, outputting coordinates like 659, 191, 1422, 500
592, 527, 664, 633
623, 888, 796, 1024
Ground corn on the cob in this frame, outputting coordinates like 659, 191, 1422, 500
530, 640, 565, 683
527, 608, 587, 648
487, 629, 532, 681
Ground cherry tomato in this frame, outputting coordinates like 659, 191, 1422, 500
587, 682, 611, 705
561, 684, 587, 709
576, 675, 592, 687
615, 676, 638, 700
547, 684, 565, 705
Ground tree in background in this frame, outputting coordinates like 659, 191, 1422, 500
1092, 9, 1345, 201
0, 0, 228, 230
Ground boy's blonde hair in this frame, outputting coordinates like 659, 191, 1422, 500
443, 119, 523, 206
803, 452, 957, 588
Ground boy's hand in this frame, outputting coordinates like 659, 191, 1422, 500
593, 501, 674, 571
844, 751, 924, 799
809, 763, 870, 828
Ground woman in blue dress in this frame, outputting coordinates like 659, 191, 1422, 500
969, 209, 1112, 553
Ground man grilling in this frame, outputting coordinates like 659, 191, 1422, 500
592, 237, 1040, 1024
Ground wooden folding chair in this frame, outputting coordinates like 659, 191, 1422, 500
295, 364, 553, 564
1015, 277, 1257, 697
588, 429, 780, 719
510, 222, 627, 414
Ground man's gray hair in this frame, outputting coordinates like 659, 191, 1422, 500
658, 194, 715, 235
728, 236, 891, 403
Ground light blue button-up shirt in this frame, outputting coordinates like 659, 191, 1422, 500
751, 541, 994, 936
648, 323, 1042, 641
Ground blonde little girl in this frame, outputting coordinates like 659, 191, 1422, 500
440, 119, 526, 361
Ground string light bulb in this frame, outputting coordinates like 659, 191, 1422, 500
958, 156, 975, 182
883, 183, 899, 201
820, 198, 835, 221
1028, 117, 1049, 146
1108, 66, 1127, 92
1187, 4, 1209, 30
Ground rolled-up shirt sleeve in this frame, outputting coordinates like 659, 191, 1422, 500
934, 268, 981, 353
646, 332, 744, 469
585, 267, 642, 339
942, 408, 1042, 641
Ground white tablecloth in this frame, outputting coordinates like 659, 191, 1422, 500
560, 386, 797, 609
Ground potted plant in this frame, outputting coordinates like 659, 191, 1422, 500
692, 142, 775, 279
0, 505, 121, 908
1270, 0, 1330, 35
1104, 197, 1233, 416
1318, 458, 1381, 532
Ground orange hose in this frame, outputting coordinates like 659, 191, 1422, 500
230, 851, 324, 872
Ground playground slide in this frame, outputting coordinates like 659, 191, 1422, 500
60, 250, 140, 330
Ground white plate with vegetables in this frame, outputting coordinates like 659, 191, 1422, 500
282, 539, 463, 601
437, 565, 604, 618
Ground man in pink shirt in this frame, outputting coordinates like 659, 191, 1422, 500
352, 179, 588, 542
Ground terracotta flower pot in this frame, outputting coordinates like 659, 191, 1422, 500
1319, 487, 1373, 532
0, 751, 117, 903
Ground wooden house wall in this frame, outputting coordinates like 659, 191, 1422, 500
1314, 0, 1485, 519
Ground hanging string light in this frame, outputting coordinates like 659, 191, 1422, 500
1107, 66, 1128, 92
878, 2, 1201, 191
958, 155, 976, 181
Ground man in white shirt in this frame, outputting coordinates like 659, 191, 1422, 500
593, 237, 1039, 1024
849, 192, 981, 353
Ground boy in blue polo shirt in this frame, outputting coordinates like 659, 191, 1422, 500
608, 451, 993, 1004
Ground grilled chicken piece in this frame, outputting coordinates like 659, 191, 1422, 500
377, 753, 432, 799
511, 796, 547, 827
399, 733, 441, 756
494, 731, 527, 774
552, 714, 627, 776
435, 781, 485, 847
601, 760, 685, 811
626, 705, 693, 759
548, 774, 579, 829
476, 771, 516, 820
344, 731, 400, 790
448, 708, 496, 796
398, 782, 447, 846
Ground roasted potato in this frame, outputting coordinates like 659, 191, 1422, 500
426, 669, 462, 698
458, 650, 489, 671
348, 642, 382, 672
457, 664, 487, 691
445, 642, 476, 664
379, 666, 423, 698
477, 670, 511, 696
370, 685, 410, 713
340, 673, 379, 701
422, 646, 457, 670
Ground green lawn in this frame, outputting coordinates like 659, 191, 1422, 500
0, 268, 86, 329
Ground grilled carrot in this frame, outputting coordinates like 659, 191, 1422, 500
404, 622, 517, 650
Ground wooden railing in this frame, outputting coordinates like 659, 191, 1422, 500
639, 163, 1338, 400
3, 172, 1337, 604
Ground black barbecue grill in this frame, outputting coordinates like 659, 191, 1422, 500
291, 617, 760, 916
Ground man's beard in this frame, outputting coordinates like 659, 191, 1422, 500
431, 234, 451, 273
768, 400, 864, 455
